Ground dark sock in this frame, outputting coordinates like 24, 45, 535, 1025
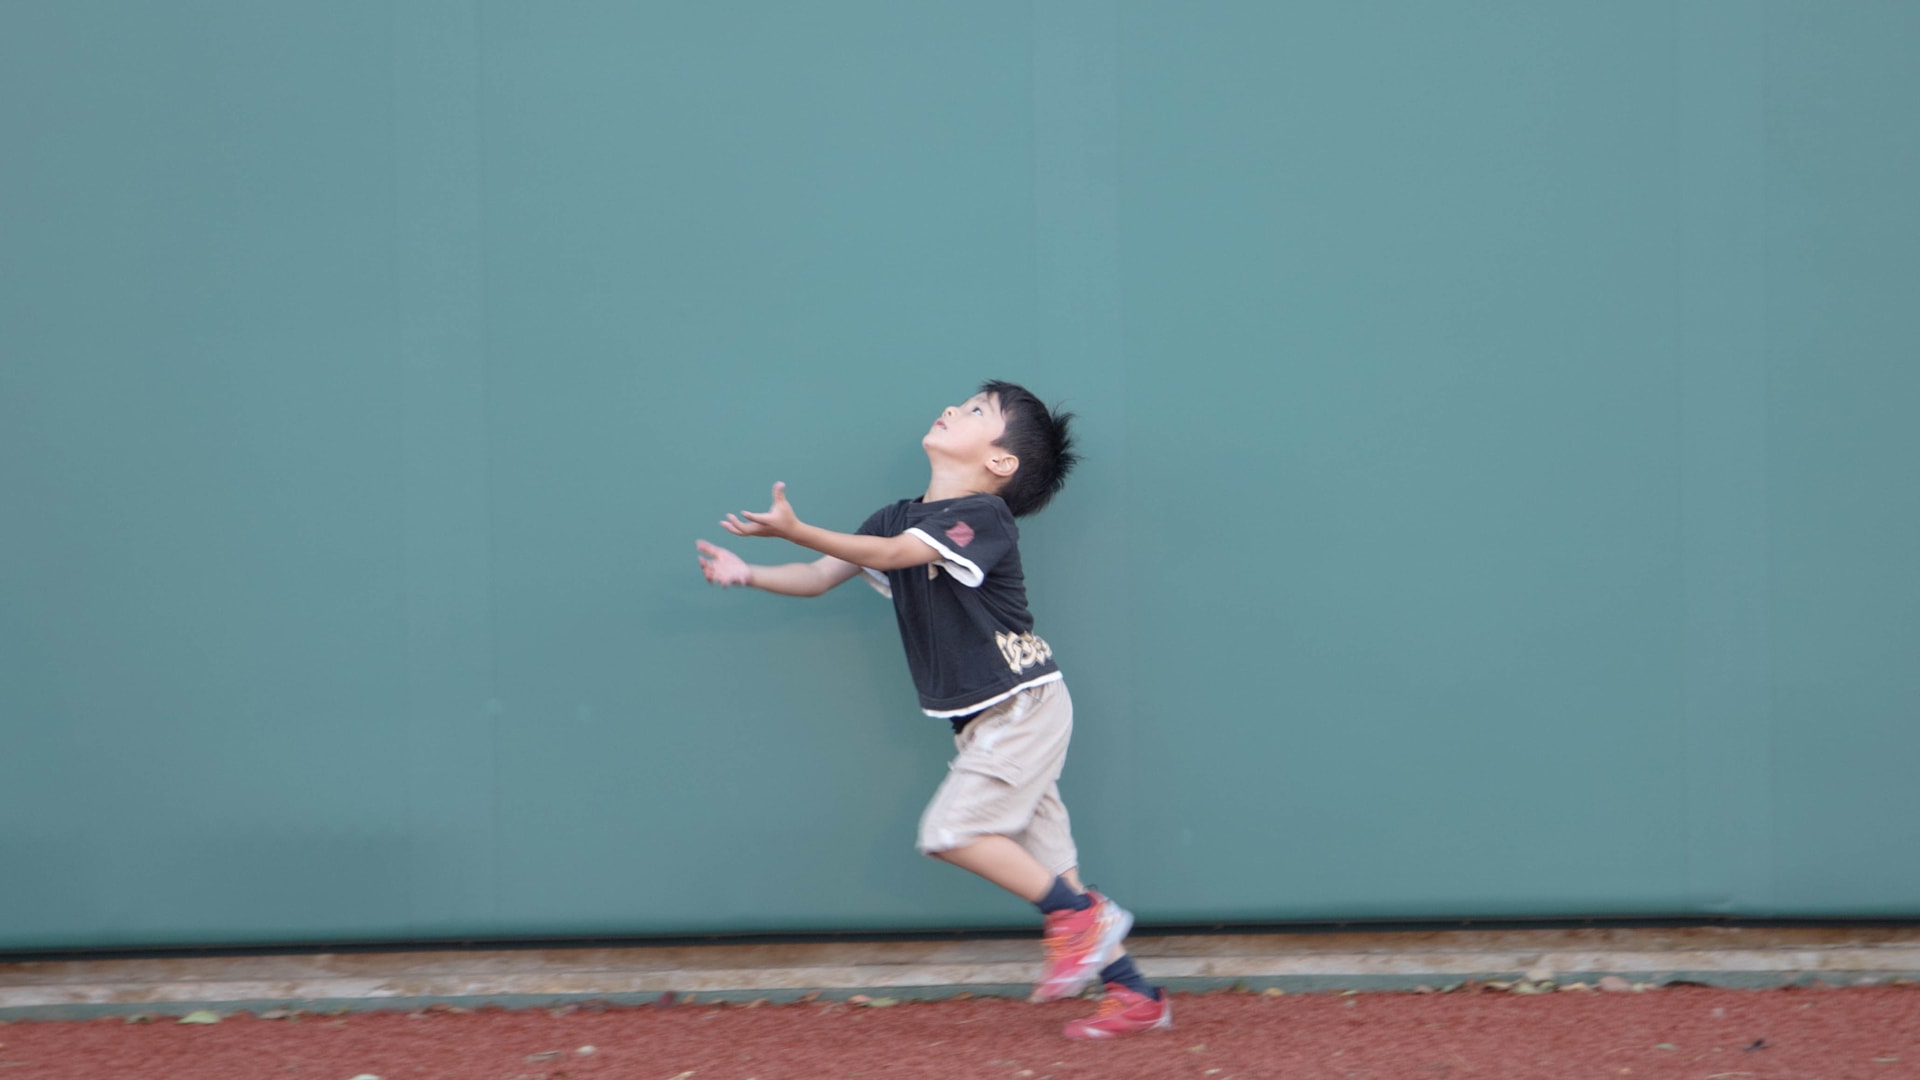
1035, 876, 1093, 915
1099, 955, 1156, 998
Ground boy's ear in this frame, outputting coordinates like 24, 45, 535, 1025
987, 452, 1019, 480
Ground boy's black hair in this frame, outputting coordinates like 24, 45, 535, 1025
982, 379, 1077, 517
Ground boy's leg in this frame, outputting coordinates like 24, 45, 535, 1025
918, 683, 1129, 1001
1016, 780, 1164, 1032
931, 780, 1086, 900
932, 836, 1128, 1004
929, 835, 1053, 901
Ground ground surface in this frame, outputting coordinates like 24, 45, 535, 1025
2, 984, 1916, 1079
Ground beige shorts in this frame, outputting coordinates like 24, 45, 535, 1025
916, 678, 1079, 875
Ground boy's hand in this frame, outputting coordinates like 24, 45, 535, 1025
695, 539, 751, 587
722, 481, 802, 540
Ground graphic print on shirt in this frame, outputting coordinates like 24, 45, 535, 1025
995, 630, 1053, 674
945, 521, 975, 548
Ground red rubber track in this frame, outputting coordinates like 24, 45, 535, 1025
2, 985, 1915, 1079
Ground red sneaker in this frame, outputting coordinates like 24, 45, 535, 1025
1062, 983, 1174, 1040
1029, 891, 1133, 1003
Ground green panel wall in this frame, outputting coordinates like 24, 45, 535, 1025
2, 1, 1916, 950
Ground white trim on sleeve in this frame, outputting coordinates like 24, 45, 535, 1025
861, 567, 893, 599
903, 527, 985, 588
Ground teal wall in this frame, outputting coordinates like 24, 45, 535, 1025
3, 1, 1916, 950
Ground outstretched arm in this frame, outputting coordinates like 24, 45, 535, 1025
696, 540, 862, 597
720, 482, 942, 571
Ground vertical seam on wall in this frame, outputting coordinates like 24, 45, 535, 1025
1676, 0, 1773, 916
394, 0, 498, 931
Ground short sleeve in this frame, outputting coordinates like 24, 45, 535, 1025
903, 496, 1015, 589
855, 503, 899, 597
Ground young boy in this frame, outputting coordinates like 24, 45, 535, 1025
694, 381, 1171, 1039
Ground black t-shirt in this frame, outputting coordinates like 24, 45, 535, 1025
856, 493, 1062, 717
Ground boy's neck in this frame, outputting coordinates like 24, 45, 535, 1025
923, 461, 999, 504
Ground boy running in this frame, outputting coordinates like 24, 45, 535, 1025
695, 381, 1170, 1040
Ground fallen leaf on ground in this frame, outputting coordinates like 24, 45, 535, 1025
177, 1011, 221, 1025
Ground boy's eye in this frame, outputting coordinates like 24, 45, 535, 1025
971, 406, 983, 415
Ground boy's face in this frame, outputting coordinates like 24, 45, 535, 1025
923, 391, 1011, 469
